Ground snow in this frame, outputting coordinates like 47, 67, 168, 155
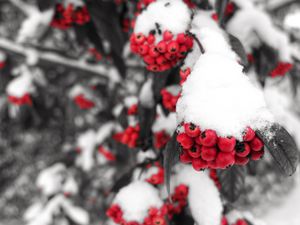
76, 130, 97, 171
124, 96, 138, 108
177, 52, 273, 140
96, 122, 116, 144
175, 166, 223, 225
134, 0, 191, 42
152, 106, 177, 135
227, 4, 292, 62
36, 163, 66, 196
284, 11, 300, 29
62, 176, 78, 195
139, 77, 154, 108
113, 181, 163, 223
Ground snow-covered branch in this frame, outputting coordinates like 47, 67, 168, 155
0, 38, 121, 83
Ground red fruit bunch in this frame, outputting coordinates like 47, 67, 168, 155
98, 146, 116, 161
107, 184, 188, 225
145, 163, 164, 185
154, 130, 171, 149
127, 104, 138, 115
161, 89, 180, 112
177, 123, 265, 170
269, 62, 293, 78
179, 67, 191, 85
130, 31, 193, 72
51, 4, 90, 30
113, 125, 140, 148
221, 217, 249, 225
74, 94, 95, 110
8, 93, 32, 106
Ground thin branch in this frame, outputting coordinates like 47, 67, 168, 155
187, 31, 205, 54
0, 38, 121, 83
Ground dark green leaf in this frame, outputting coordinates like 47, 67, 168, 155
228, 33, 248, 67
256, 123, 299, 176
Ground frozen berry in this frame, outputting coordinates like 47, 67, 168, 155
251, 150, 264, 161
156, 55, 167, 65
164, 52, 176, 61
163, 30, 173, 41
157, 41, 167, 53
184, 123, 200, 137
201, 146, 217, 161
243, 127, 255, 141
187, 145, 201, 158
192, 158, 208, 171
167, 41, 179, 54
178, 45, 188, 57
216, 152, 235, 168
250, 137, 264, 151
144, 55, 155, 65
177, 133, 194, 149
235, 155, 249, 165
139, 44, 149, 55
149, 46, 160, 58
180, 150, 192, 163
197, 130, 217, 147
135, 33, 145, 44
218, 137, 236, 152
176, 33, 186, 44
147, 64, 159, 72
152, 216, 166, 225
235, 142, 250, 157
235, 219, 248, 225
147, 34, 155, 44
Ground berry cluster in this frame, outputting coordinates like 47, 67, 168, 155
161, 89, 180, 112
154, 130, 171, 149
127, 104, 138, 115
51, 4, 90, 30
8, 94, 32, 106
130, 31, 193, 72
270, 62, 293, 78
98, 146, 116, 161
113, 125, 140, 148
106, 184, 188, 225
145, 163, 164, 185
74, 94, 95, 110
177, 124, 265, 170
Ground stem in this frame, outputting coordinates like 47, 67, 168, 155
187, 31, 205, 54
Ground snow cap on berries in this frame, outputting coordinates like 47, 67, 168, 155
175, 165, 223, 225
177, 53, 273, 140
134, 0, 191, 42
113, 181, 163, 223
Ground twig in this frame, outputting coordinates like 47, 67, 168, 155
187, 31, 205, 54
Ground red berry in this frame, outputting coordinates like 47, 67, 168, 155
221, 217, 229, 225
135, 33, 146, 44
139, 44, 149, 55
157, 41, 167, 53
178, 45, 188, 57
180, 150, 192, 163
187, 145, 201, 158
167, 41, 179, 54
147, 34, 155, 44
235, 155, 249, 165
143, 55, 155, 65
184, 36, 193, 49
176, 133, 194, 149
235, 219, 248, 225
163, 30, 173, 41
184, 123, 200, 137
250, 137, 264, 151
243, 127, 255, 141
235, 142, 250, 157
217, 137, 236, 152
152, 216, 166, 225
251, 149, 264, 161
176, 33, 186, 44
147, 64, 159, 72
149, 46, 160, 58
201, 146, 217, 161
192, 158, 208, 171
216, 152, 235, 168
160, 63, 172, 71
156, 55, 167, 65
164, 52, 176, 61
197, 130, 217, 147
207, 160, 218, 169
130, 43, 139, 53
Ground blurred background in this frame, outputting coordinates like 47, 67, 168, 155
0, 0, 300, 225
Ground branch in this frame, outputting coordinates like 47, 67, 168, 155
0, 38, 121, 83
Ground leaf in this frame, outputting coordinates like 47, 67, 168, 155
163, 133, 180, 197
228, 33, 248, 67
117, 107, 128, 129
137, 104, 156, 150
171, 210, 194, 225
215, 0, 229, 26
256, 123, 299, 176
217, 165, 246, 203
152, 70, 170, 103
111, 168, 134, 193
